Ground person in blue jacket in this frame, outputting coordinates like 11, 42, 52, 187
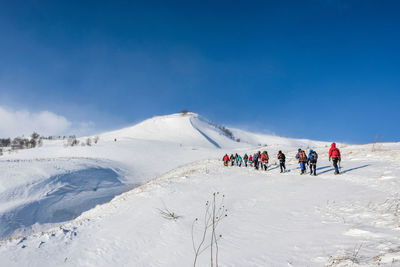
236, 154, 243, 167
307, 149, 318, 176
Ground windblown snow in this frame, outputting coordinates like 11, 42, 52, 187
0, 113, 399, 266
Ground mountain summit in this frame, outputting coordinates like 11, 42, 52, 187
100, 113, 242, 149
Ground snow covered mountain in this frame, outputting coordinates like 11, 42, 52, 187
99, 112, 326, 149
0, 113, 399, 266
100, 112, 244, 149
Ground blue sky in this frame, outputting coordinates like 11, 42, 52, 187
0, 0, 399, 143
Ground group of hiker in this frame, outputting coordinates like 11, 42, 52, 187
222, 151, 274, 171
222, 142, 342, 175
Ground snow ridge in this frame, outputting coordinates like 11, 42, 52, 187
189, 116, 221, 148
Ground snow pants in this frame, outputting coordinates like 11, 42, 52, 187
309, 161, 317, 175
279, 162, 286, 172
262, 161, 268, 171
332, 158, 340, 173
254, 159, 259, 170
299, 161, 306, 174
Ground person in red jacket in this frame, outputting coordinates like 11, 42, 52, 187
329, 143, 341, 174
223, 154, 230, 166
260, 151, 269, 171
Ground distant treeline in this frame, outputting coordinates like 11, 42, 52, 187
0, 132, 100, 155
0, 132, 43, 151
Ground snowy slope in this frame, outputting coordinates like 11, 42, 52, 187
99, 113, 246, 149
0, 113, 399, 266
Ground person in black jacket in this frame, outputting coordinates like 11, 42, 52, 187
254, 151, 261, 170
307, 149, 318, 176
277, 150, 286, 173
243, 153, 249, 167
230, 154, 235, 166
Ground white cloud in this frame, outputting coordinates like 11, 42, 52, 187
0, 106, 96, 138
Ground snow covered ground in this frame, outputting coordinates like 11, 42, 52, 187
0, 113, 399, 266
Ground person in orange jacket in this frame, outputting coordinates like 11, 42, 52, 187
296, 148, 307, 174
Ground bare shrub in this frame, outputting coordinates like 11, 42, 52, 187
157, 206, 179, 220
328, 243, 363, 266
192, 192, 228, 267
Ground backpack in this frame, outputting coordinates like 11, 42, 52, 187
299, 151, 306, 161
331, 148, 340, 158
309, 151, 318, 162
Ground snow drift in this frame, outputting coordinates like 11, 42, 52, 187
0, 167, 133, 238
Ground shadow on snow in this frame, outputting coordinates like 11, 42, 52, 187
318, 164, 370, 175
340, 164, 370, 174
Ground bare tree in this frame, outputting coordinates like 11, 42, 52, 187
12, 137, 24, 150
0, 138, 11, 147
31, 132, 40, 140
29, 138, 37, 148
